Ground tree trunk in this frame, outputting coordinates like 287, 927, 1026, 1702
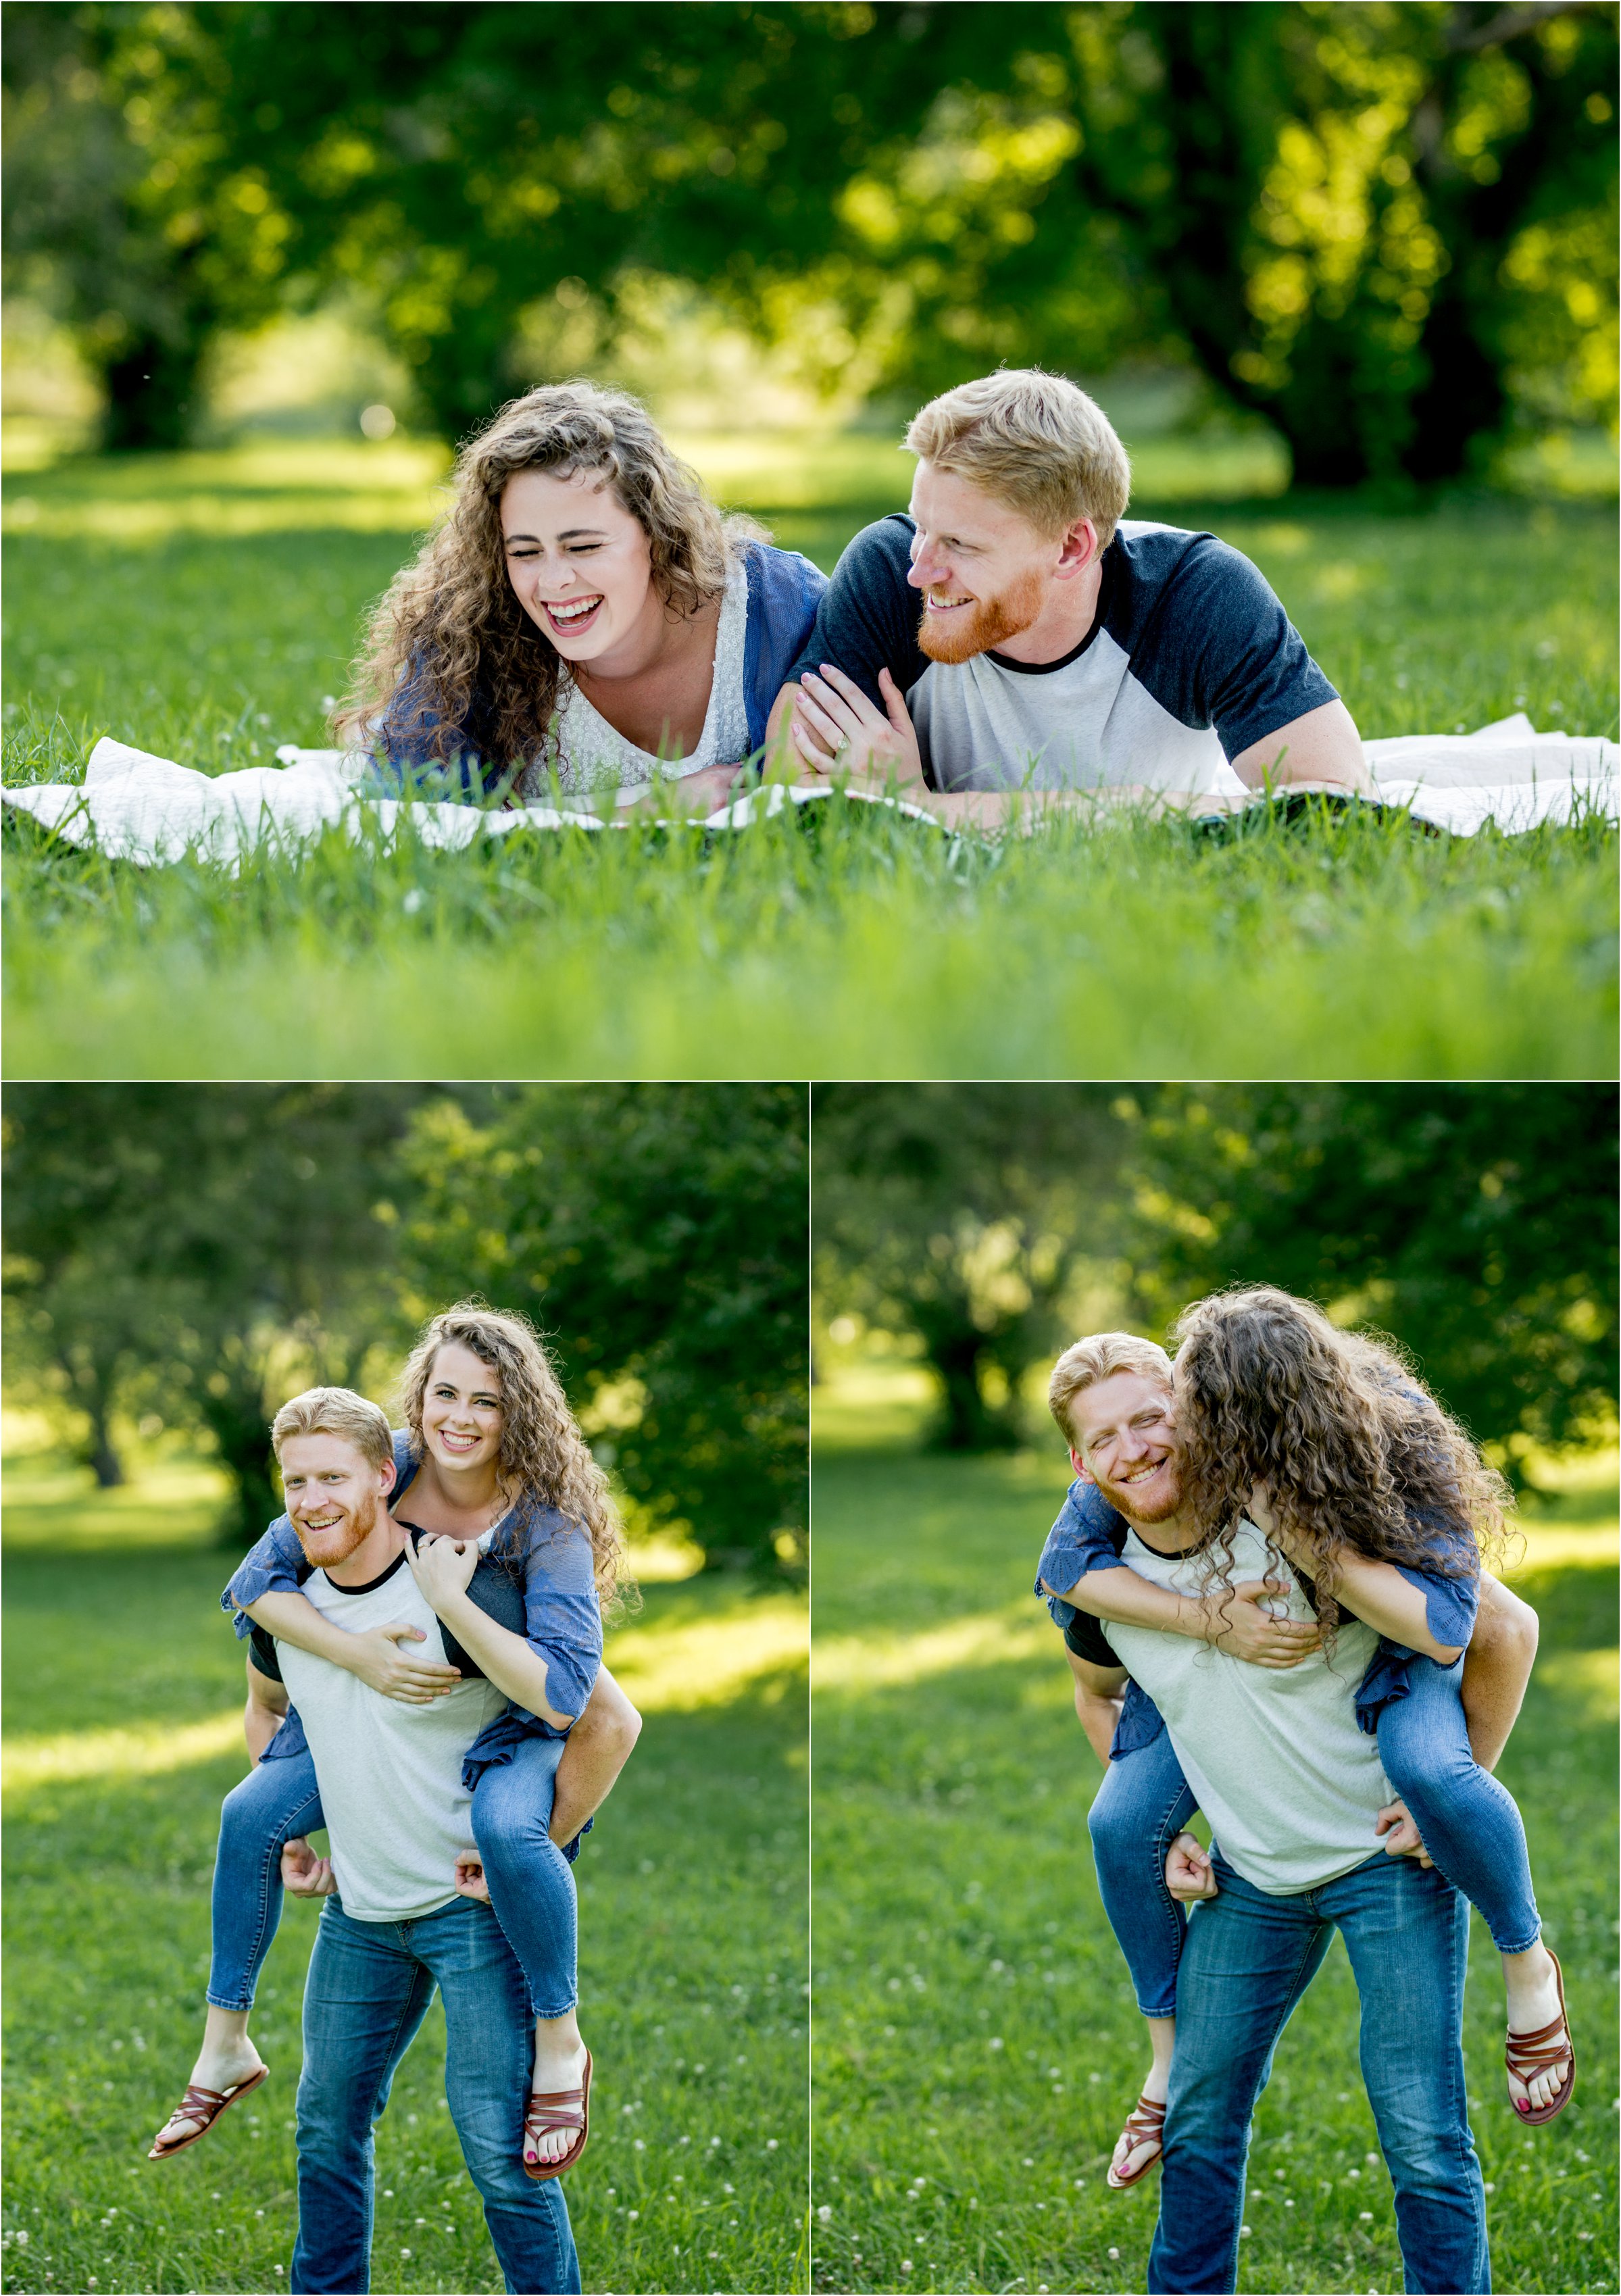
86, 1409, 124, 1489
198, 1385, 284, 1545
926, 1330, 1020, 1452
99, 331, 203, 452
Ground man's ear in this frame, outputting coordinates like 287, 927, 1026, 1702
1070, 1447, 1095, 1486
1054, 518, 1099, 578
378, 1457, 398, 1497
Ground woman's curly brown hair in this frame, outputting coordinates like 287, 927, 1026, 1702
399, 1300, 632, 1612
334, 380, 751, 775
1170, 1285, 1509, 1645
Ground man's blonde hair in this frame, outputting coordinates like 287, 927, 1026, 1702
271, 1387, 393, 1472
905, 369, 1132, 547
1049, 1332, 1173, 1446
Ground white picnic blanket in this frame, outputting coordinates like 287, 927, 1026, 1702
1, 716, 1612, 866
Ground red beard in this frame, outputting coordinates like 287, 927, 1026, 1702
293, 1490, 378, 1568
915, 566, 1047, 665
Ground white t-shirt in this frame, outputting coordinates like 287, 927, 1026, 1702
1100, 1519, 1393, 1895
275, 1544, 508, 1922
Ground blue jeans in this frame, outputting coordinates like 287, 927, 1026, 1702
207, 1737, 578, 2020
291, 1894, 581, 2295
1087, 1654, 1541, 2017
1149, 1850, 1488, 2295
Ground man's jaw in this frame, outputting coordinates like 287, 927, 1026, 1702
915, 567, 1045, 665
293, 1501, 375, 1568
1094, 1455, 1184, 1528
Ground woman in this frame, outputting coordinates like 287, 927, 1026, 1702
148, 1303, 636, 2178
334, 380, 826, 809
1041, 1288, 1573, 2189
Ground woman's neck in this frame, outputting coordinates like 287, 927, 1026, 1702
398, 1449, 505, 1528
576, 586, 720, 690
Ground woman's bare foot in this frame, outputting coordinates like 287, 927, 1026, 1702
151, 2007, 266, 2150
526, 2016, 589, 2168
1108, 2014, 1174, 2185
1503, 1941, 1568, 2115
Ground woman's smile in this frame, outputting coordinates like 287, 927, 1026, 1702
541, 593, 605, 641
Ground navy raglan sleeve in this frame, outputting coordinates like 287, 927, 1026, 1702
1137, 535, 1339, 762
786, 516, 930, 710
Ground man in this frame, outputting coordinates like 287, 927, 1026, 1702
1044, 1334, 1495, 2296
251, 1389, 583, 2295
768, 368, 1374, 826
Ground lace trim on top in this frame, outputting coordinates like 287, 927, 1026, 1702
524, 563, 749, 801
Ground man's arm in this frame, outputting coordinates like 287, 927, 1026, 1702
243, 1652, 289, 1764
1066, 1651, 1128, 1768
549, 1662, 643, 1844
1043, 1564, 1322, 1668
1460, 1572, 1539, 1771
1228, 696, 1374, 795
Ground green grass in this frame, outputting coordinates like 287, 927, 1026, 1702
807, 1390, 1619, 2296
3, 431, 1616, 1080
1, 1446, 809, 2296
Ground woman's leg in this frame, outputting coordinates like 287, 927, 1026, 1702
470, 1735, 584, 2169
1086, 1732, 1198, 2178
153, 1750, 324, 2149
1376, 1657, 1564, 2114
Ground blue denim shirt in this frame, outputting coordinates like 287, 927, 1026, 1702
1035, 1476, 1480, 1755
222, 1430, 603, 1795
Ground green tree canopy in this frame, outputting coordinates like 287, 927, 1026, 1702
813, 1083, 1615, 1479
6, 2, 1612, 477
812, 1083, 1126, 1449
1118, 1082, 1618, 1476
395, 1084, 809, 1573
1, 1083, 429, 1530
2, 1082, 808, 1567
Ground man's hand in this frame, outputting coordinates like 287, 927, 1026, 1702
282, 1837, 336, 1897
405, 1530, 480, 1614
790, 664, 925, 789
454, 1853, 492, 1903
1374, 1799, 1433, 1868
347, 1622, 462, 1703
1166, 1831, 1219, 1902
1199, 1579, 1321, 1668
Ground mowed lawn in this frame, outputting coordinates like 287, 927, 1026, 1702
2, 429, 1616, 1080
1, 1444, 808, 2296
808, 1381, 1619, 2296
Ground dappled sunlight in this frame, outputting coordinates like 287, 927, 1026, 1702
4, 1707, 244, 1793
1501, 1517, 1618, 1574
2, 1449, 231, 1552
605, 1595, 807, 1713
1537, 1646, 1619, 1722
813, 1603, 1050, 1693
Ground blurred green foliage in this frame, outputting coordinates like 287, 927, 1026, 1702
1, 1082, 809, 1570
3, 3, 1614, 478
812, 1084, 1618, 1475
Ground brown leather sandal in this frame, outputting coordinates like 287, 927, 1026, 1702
147, 2064, 269, 2160
523, 2047, 593, 2182
1106, 2091, 1166, 2189
1506, 1947, 1575, 2126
